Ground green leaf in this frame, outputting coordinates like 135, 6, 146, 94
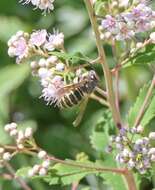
0, 64, 30, 98
94, 1, 107, 16
45, 161, 98, 186
141, 94, 155, 127
128, 82, 150, 127
50, 51, 90, 64
123, 44, 155, 68
90, 110, 115, 152
90, 110, 127, 190
16, 167, 31, 178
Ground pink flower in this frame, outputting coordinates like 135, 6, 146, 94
29, 30, 47, 47
8, 31, 29, 63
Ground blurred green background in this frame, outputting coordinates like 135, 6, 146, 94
0, 0, 153, 189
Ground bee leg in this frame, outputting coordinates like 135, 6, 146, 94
73, 97, 89, 127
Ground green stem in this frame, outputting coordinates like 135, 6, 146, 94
48, 155, 125, 174
84, 0, 122, 128
4, 162, 32, 190
134, 75, 155, 127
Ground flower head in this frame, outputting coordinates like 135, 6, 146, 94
8, 31, 29, 63
29, 29, 47, 47
20, 0, 55, 13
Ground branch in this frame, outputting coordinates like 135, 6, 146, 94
48, 155, 125, 174
124, 169, 137, 190
84, 0, 122, 128
4, 162, 32, 190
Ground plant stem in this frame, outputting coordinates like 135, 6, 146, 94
84, 0, 122, 128
4, 162, 32, 190
124, 169, 137, 190
72, 182, 79, 190
134, 75, 155, 127
48, 155, 125, 174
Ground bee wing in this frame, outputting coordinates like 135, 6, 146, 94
62, 81, 86, 91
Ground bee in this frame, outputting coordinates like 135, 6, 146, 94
57, 70, 99, 109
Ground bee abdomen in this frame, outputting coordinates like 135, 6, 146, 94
58, 71, 98, 108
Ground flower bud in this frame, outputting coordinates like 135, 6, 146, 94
38, 151, 47, 159
39, 168, 47, 176
3, 152, 12, 161
150, 32, 155, 43
42, 160, 50, 168
0, 148, 4, 154
24, 127, 33, 138
28, 169, 35, 177
10, 129, 18, 136
149, 132, 155, 140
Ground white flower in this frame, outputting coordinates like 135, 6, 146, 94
150, 32, 155, 43
55, 63, 65, 71
39, 168, 47, 176
3, 152, 12, 161
20, 0, 55, 13
30, 61, 38, 69
148, 148, 155, 155
28, 169, 35, 177
149, 132, 155, 140
17, 144, 24, 149
119, 0, 129, 7
38, 68, 51, 79
8, 31, 29, 62
136, 125, 144, 133
42, 160, 50, 168
38, 150, 47, 159
136, 42, 143, 49
10, 129, 18, 136
24, 127, 33, 138
33, 165, 40, 173
38, 58, 47, 67
0, 148, 4, 154
45, 30, 64, 50
4, 123, 17, 132
17, 130, 25, 142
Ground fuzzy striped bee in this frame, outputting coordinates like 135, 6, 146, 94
57, 70, 99, 109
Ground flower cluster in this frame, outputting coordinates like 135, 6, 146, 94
28, 150, 50, 176
8, 29, 69, 106
8, 29, 64, 64
0, 123, 34, 168
108, 125, 155, 174
19, 0, 55, 13
8, 29, 95, 108
0, 148, 12, 164
99, 3, 155, 41
4, 122, 33, 150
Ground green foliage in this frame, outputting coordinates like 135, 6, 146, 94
94, 1, 108, 16
141, 95, 155, 127
51, 51, 90, 65
16, 167, 31, 178
90, 110, 115, 151
128, 81, 155, 128
44, 161, 98, 186
123, 44, 155, 68
90, 110, 127, 190
128, 82, 150, 127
